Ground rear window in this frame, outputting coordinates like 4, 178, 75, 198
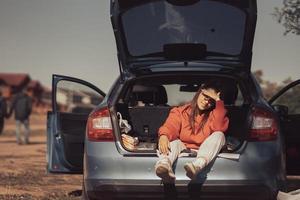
121, 0, 246, 57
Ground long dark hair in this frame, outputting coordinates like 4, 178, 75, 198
188, 80, 223, 134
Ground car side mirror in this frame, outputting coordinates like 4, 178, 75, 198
272, 104, 288, 116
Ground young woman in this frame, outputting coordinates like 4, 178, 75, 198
155, 80, 229, 183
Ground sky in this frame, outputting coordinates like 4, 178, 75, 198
0, 0, 299, 92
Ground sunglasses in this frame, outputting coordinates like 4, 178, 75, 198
200, 92, 215, 105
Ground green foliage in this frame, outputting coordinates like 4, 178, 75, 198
273, 0, 300, 35
253, 70, 282, 100
273, 84, 300, 114
253, 70, 299, 114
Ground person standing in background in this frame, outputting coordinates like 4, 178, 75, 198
8, 89, 32, 144
0, 90, 8, 134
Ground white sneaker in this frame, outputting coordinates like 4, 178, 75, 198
155, 159, 175, 183
184, 162, 203, 180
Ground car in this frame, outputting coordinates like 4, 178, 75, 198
46, 0, 300, 199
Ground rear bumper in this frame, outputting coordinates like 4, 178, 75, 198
84, 179, 277, 200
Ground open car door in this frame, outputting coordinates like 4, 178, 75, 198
269, 79, 300, 175
47, 74, 105, 174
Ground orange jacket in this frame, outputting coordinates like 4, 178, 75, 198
158, 100, 229, 149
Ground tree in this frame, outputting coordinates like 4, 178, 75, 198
253, 70, 293, 100
273, 0, 300, 35
253, 70, 263, 84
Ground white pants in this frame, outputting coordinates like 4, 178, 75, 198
157, 131, 226, 166
16, 119, 30, 144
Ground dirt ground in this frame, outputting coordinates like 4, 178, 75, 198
0, 113, 82, 200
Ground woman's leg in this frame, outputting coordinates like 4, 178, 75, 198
155, 139, 186, 183
157, 139, 186, 165
184, 131, 225, 179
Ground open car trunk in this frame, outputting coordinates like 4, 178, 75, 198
114, 74, 251, 153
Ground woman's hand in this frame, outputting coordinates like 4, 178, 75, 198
202, 89, 221, 101
158, 135, 171, 155
211, 91, 221, 101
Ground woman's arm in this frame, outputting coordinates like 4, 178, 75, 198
158, 107, 182, 141
209, 100, 229, 132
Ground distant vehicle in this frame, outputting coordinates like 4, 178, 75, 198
47, 0, 300, 199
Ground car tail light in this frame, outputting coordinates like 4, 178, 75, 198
249, 107, 278, 141
87, 107, 114, 141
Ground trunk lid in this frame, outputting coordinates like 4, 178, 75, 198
110, 0, 257, 75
